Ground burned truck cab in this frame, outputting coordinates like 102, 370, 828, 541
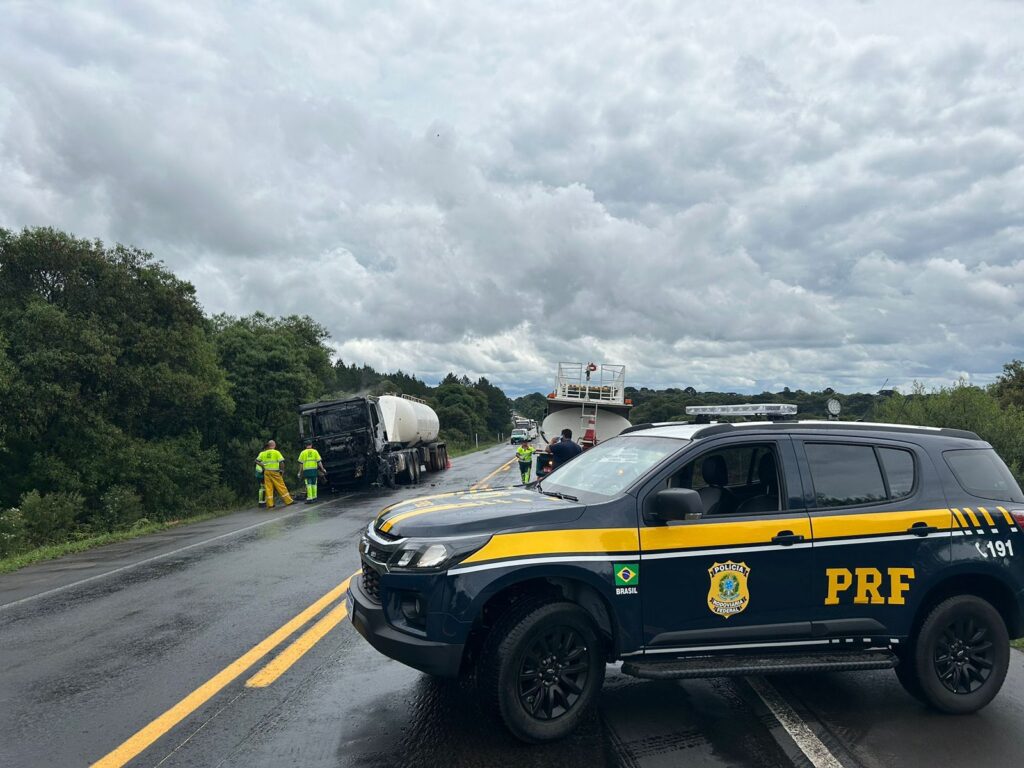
298, 394, 448, 488
298, 397, 388, 487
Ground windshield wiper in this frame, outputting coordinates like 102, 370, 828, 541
539, 489, 578, 502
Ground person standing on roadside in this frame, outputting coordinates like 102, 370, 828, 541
516, 440, 536, 484
297, 439, 326, 504
548, 428, 582, 469
255, 459, 266, 507
257, 440, 294, 508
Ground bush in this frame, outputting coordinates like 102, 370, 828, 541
20, 490, 84, 547
92, 485, 144, 533
0, 507, 27, 558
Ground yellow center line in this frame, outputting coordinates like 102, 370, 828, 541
95, 456, 508, 766
246, 600, 350, 687
91, 573, 355, 768
470, 457, 516, 490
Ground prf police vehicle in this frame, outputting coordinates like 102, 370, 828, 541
348, 405, 1024, 742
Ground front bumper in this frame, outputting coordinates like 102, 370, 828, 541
347, 572, 465, 677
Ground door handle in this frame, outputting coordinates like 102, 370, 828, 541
772, 530, 805, 546
908, 522, 938, 537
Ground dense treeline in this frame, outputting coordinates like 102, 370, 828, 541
0, 228, 509, 558
515, 369, 1024, 482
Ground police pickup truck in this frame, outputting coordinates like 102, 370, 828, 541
348, 405, 1024, 742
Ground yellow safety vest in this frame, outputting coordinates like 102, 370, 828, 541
516, 445, 535, 463
258, 449, 284, 471
298, 448, 322, 470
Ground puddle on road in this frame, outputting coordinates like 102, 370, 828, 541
340, 673, 617, 768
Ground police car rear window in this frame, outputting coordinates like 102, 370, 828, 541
944, 449, 1024, 503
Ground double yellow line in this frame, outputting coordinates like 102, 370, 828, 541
470, 457, 516, 490
92, 573, 357, 767
92, 453, 511, 768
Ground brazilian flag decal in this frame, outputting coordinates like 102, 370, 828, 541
614, 564, 639, 587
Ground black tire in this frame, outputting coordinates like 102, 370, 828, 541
894, 646, 925, 703
913, 595, 1009, 714
478, 600, 605, 743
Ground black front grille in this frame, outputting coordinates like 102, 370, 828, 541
361, 561, 382, 603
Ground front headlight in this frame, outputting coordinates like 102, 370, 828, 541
390, 535, 490, 571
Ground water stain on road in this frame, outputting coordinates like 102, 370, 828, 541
341, 675, 618, 768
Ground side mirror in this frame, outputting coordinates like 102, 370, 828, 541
652, 488, 704, 522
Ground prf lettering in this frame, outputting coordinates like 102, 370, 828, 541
825, 567, 915, 605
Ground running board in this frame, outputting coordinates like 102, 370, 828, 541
621, 650, 898, 680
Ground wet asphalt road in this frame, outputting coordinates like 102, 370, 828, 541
3, 445, 1024, 768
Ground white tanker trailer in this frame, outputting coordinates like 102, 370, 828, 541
298, 394, 448, 488
534, 362, 634, 479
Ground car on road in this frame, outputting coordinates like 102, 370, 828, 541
510, 428, 529, 445
349, 406, 1024, 742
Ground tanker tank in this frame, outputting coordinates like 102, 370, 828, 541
378, 394, 440, 447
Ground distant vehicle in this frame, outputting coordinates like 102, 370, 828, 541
298, 394, 448, 487
350, 404, 1024, 742
510, 428, 529, 445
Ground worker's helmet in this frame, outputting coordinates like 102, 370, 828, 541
305, 438, 314, 446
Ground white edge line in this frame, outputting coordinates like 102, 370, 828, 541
747, 675, 846, 768
0, 500, 334, 612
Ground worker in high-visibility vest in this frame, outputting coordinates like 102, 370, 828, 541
297, 439, 326, 504
516, 440, 536, 484
255, 460, 266, 507
256, 440, 293, 508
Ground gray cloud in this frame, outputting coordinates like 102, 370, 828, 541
2, 0, 1023, 396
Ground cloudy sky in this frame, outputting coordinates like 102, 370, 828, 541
2, 1, 1023, 396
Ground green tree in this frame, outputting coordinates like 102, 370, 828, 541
210, 313, 335, 496
431, 377, 489, 447
474, 377, 512, 435
0, 227, 232, 522
512, 392, 548, 422
992, 360, 1024, 410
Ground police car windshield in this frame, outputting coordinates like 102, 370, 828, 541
541, 435, 685, 499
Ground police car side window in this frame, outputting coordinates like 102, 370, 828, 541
805, 443, 886, 508
879, 447, 915, 499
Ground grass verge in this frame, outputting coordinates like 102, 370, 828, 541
1012, 638, 1024, 651
0, 510, 228, 575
